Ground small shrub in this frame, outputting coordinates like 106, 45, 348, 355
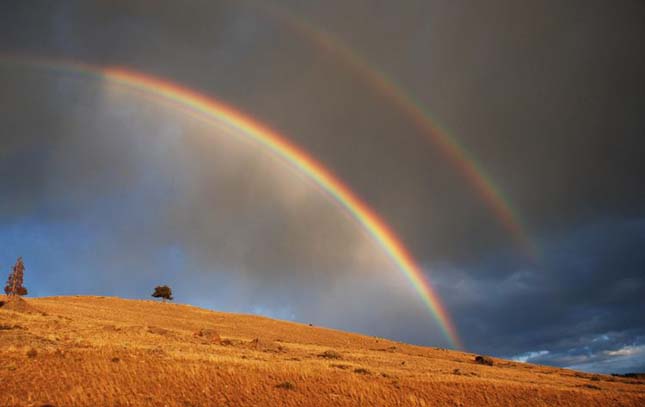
26, 348, 37, 358
275, 381, 295, 390
611, 373, 645, 380
0, 324, 22, 330
194, 328, 221, 344
247, 338, 282, 352
111, 357, 120, 363
474, 355, 494, 366
318, 350, 342, 359
330, 364, 350, 369
151, 285, 173, 302
147, 347, 166, 356
147, 326, 170, 336
375, 346, 398, 353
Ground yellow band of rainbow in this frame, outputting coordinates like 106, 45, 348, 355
0, 56, 462, 348
250, 1, 536, 258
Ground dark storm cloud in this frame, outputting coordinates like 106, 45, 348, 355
430, 218, 645, 372
1, 0, 645, 370
279, 0, 645, 255
1, 0, 513, 261
4, 0, 643, 259
513, 333, 645, 374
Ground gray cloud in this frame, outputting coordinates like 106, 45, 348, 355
3, 0, 645, 258
0, 67, 450, 343
1, 0, 645, 370
431, 218, 645, 372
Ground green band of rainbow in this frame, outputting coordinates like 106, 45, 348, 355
251, 2, 536, 257
0, 56, 462, 348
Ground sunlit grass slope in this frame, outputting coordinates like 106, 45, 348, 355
0, 295, 643, 406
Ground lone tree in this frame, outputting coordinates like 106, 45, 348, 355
152, 285, 173, 303
4, 257, 28, 297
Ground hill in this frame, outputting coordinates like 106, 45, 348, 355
0, 295, 643, 406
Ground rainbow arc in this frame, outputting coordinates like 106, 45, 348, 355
0, 56, 462, 348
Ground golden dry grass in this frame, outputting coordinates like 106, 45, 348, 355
0, 295, 643, 406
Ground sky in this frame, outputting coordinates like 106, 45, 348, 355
1, 0, 644, 374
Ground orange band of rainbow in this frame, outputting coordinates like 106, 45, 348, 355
0, 56, 462, 348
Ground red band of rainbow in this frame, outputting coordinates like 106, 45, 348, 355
1, 56, 462, 348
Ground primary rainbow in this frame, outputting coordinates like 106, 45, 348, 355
0, 56, 462, 348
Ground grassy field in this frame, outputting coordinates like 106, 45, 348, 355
0, 295, 643, 406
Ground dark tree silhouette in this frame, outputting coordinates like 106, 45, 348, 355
4, 257, 28, 296
152, 285, 173, 303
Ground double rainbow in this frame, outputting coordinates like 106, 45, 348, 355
250, 1, 535, 257
1, 57, 462, 348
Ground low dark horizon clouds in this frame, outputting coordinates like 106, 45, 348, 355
1, 1, 644, 373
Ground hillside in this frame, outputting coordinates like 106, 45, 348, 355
0, 296, 643, 406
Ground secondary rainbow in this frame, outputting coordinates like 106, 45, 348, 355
249, 1, 536, 257
0, 56, 462, 348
